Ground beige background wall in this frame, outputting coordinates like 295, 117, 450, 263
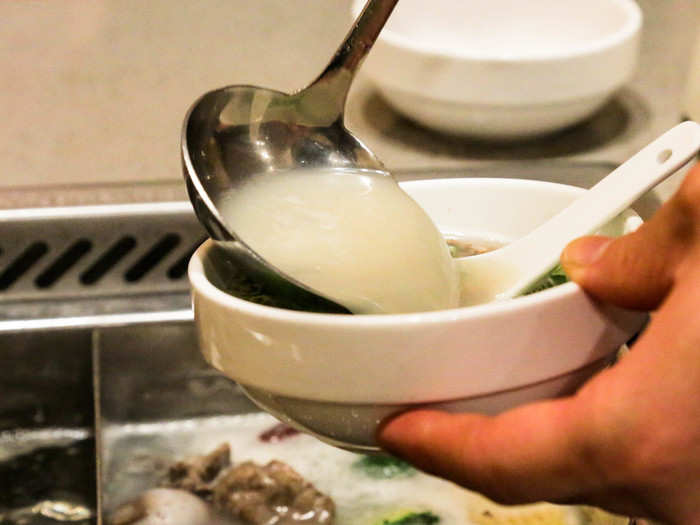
1, 1, 698, 200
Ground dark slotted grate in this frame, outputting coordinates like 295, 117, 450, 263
0, 242, 49, 291
35, 239, 93, 289
167, 237, 206, 280
0, 199, 206, 308
125, 233, 181, 282
80, 236, 137, 286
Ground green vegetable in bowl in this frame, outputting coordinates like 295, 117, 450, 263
374, 510, 440, 524
525, 264, 569, 294
352, 454, 415, 479
446, 238, 571, 296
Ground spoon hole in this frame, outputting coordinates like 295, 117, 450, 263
657, 149, 672, 163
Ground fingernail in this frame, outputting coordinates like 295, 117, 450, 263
562, 237, 613, 281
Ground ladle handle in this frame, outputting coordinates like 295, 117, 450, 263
503, 120, 700, 298
306, 0, 399, 114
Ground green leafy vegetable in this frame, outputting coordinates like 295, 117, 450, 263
374, 511, 440, 524
352, 454, 415, 479
524, 264, 569, 294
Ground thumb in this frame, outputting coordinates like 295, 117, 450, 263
561, 232, 673, 310
561, 162, 700, 310
377, 400, 600, 506
561, 191, 697, 310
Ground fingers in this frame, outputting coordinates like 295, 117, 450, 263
561, 163, 700, 310
573, 259, 700, 523
377, 164, 700, 522
561, 233, 673, 310
377, 266, 700, 522
378, 398, 601, 505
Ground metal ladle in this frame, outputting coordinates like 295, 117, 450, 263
182, 0, 399, 314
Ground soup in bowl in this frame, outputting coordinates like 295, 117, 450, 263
188, 177, 647, 451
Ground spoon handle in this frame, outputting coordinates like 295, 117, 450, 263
501, 120, 700, 298
305, 0, 399, 111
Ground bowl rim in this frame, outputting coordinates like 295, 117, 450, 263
351, 0, 642, 62
190, 245, 580, 326
188, 177, 631, 328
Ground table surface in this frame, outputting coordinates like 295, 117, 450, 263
1, 0, 698, 205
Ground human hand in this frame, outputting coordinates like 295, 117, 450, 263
378, 163, 700, 525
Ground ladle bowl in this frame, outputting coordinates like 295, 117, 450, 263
182, 0, 400, 314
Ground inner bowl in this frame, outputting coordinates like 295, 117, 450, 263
188, 177, 647, 451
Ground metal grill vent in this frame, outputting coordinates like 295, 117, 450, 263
36, 239, 92, 288
0, 242, 49, 291
0, 234, 204, 293
0, 202, 206, 303
80, 236, 136, 285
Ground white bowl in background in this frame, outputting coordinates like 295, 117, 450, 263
353, 0, 642, 139
189, 178, 646, 451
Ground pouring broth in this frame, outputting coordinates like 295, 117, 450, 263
217, 169, 460, 314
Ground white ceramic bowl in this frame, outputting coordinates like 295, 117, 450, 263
189, 178, 647, 451
353, 0, 642, 139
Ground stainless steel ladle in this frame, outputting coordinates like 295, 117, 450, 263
182, 0, 399, 314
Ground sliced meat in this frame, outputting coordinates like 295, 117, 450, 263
213, 460, 335, 524
166, 443, 231, 499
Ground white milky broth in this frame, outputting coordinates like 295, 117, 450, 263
217, 169, 460, 314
